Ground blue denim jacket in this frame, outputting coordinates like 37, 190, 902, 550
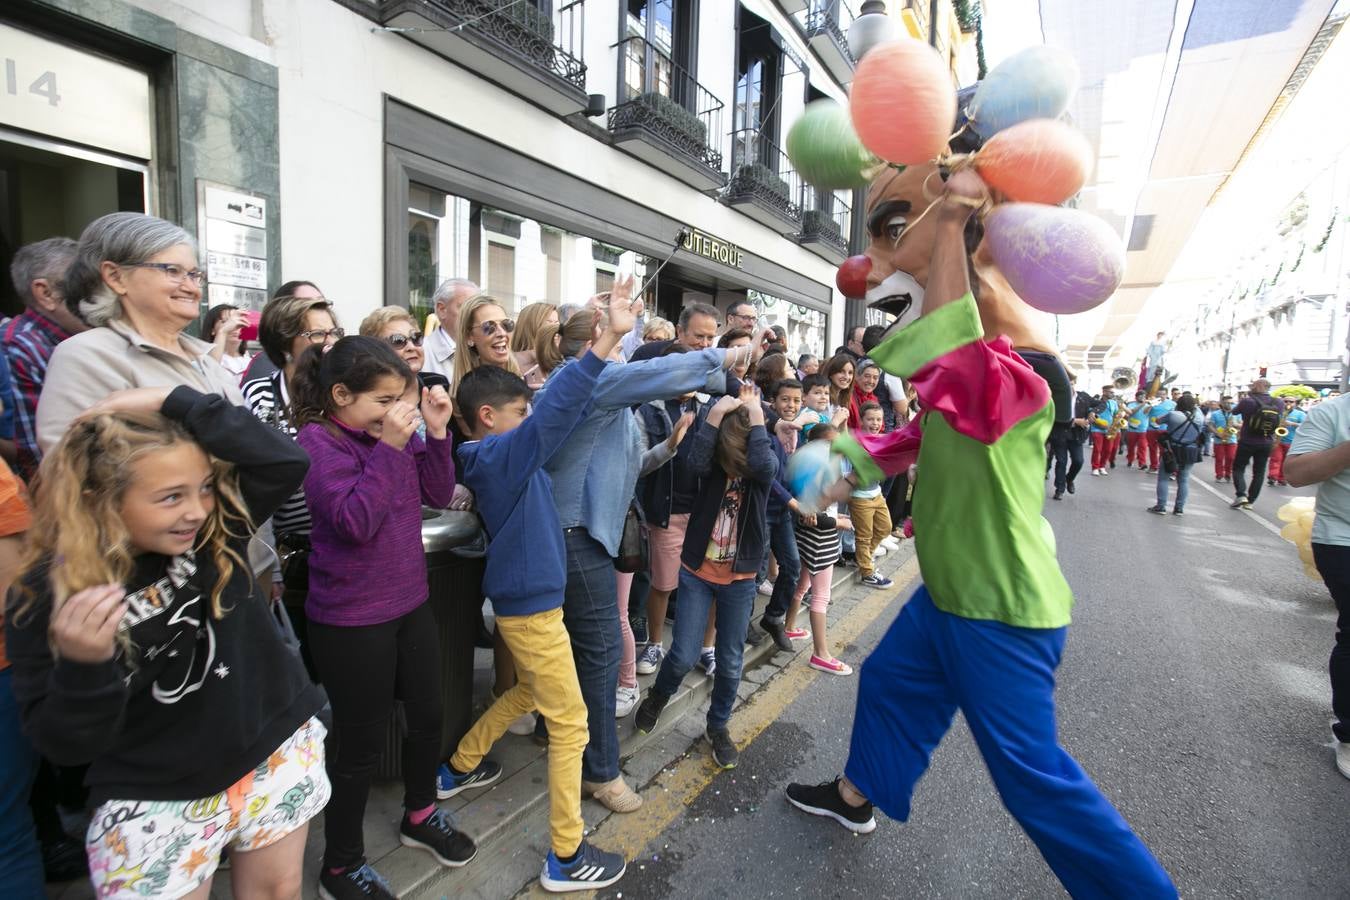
537, 349, 729, 556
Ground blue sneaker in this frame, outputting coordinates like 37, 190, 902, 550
436, 759, 502, 800
540, 840, 626, 892
860, 574, 893, 588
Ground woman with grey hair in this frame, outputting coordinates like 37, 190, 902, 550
36, 212, 245, 451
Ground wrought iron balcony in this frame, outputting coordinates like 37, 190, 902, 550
726, 129, 802, 233
379, 0, 588, 115
797, 187, 851, 263
608, 36, 726, 192
804, 0, 855, 84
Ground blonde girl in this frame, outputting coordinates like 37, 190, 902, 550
451, 294, 522, 389
5, 386, 328, 900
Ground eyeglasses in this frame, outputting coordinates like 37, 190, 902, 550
475, 318, 514, 338
124, 262, 206, 287
731, 311, 758, 323
299, 327, 345, 343
387, 331, 424, 349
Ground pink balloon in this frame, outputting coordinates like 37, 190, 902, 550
850, 40, 955, 165
984, 204, 1124, 314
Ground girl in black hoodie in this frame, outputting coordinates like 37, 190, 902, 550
5, 386, 328, 900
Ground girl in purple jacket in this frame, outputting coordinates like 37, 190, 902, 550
291, 336, 490, 900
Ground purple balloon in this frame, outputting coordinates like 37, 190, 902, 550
984, 204, 1125, 315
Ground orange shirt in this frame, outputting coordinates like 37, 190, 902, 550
0, 459, 33, 670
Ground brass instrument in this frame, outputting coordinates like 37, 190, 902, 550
1112, 366, 1136, 390
1106, 403, 1129, 438
1274, 408, 1291, 438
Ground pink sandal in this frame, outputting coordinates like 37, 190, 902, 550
809, 655, 853, 675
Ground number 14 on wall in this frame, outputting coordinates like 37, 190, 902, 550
5, 60, 60, 106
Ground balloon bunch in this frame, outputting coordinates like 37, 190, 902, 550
1277, 497, 1321, 580
786, 39, 1125, 316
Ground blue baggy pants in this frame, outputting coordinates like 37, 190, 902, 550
844, 587, 1176, 899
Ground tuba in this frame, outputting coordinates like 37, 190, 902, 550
1112, 366, 1135, 390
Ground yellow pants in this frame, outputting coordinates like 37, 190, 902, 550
450, 606, 588, 857
848, 494, 892, 578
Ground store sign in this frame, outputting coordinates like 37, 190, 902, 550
681, 228, 744, 269
199, 183, 269, 310
0, 22, 153, 160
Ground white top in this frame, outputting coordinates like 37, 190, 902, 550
1290, 394, 1350, 546
1145, 341, 1166, 367
422, 327, 456, 378
219, 352, 252, 378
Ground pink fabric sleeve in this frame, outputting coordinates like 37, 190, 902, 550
908, 335, 1050, 445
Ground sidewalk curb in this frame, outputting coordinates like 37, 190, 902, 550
397, 544, 916, 899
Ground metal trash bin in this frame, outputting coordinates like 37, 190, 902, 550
376, 508, 486, 779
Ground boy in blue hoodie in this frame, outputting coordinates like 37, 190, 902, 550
441, 295, 632, 894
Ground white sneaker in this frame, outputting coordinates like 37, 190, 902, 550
1091, 469, 1100, 476
873, 545, 887, 558
1337, 740, 1350, 780
757, 581, 774, 597
615, 685, 639, 719
881, 536, 900, 551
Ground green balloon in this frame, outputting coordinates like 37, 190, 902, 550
787, 101, 875, 190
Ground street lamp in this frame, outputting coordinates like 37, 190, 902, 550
847, 0, 898, 62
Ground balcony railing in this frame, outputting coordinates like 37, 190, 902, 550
380, 0, 587, 94
804, 0, 855, 69
608, 36, 725, 179
798, 187, 851, 260
727, 129, 803, 229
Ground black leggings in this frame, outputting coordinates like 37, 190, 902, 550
309, 602, 442, 869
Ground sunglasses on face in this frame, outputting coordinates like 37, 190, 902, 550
387, 331, 424, 349
475, 318, 515, 338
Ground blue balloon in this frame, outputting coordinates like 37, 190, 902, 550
785, 440, 843, 515
966, 46, 1079, 139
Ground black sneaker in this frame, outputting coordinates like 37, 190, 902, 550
1172, 508, 1183, 516
761, 617, 793, 652
399, 809, 477, 868
319, 863, 396, 900
707, 726, 738, 769
634, 691, 669, 735
436, 758, 502, 799
41, 836, 88, 882
1052, 490, 1063, 501
744, 620, 768, 646
1146, 506, 1166, 515
1066, 480, 1075, 494
785, 778, 876, 834
540, 840, 626, 892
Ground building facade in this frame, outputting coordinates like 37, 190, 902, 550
4, 0, 979, 360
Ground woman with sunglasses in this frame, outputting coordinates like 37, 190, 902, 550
511, 302, 560, 391
451, 295, 522, 388
360, 307, 449, 393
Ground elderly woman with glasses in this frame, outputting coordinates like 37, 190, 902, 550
37, 212, 254, 454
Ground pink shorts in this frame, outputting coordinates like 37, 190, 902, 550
86, 717, 330, 898
646, 514, 690, 592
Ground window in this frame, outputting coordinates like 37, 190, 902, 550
596, 269, 616, 294
734, 7, 784, 166
623, 0, 698, 106
487, 241, 516, 305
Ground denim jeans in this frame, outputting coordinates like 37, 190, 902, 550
562, 527, 622, 783
652, 570, 757, 730
761, 509, 802, 625
1233, 444, 1272, 503
0, 668, 44, 897
1156, 461, 1192, 510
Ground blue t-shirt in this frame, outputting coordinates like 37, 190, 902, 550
1282, 408, 1307, 445
1089, 398, 1118, 433
1149, 399, 1176, 431
1126, 401, 1150, 433
1209, 409, 1240, 444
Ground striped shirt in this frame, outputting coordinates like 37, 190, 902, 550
2, 310, 72, 481
794, 512, 841, 574
241, 372, 312, 537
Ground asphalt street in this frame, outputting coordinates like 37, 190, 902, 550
597, 458, 1349, 899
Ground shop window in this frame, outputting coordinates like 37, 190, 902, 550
596, 268, 616, 294
751, 290, 827, 360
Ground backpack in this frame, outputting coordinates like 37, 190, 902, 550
1162, 412, 1204, 470
1245, 396, 1281, 438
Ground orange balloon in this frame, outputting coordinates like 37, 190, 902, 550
974, 119, 1092, 204
850, 40, 955, 166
